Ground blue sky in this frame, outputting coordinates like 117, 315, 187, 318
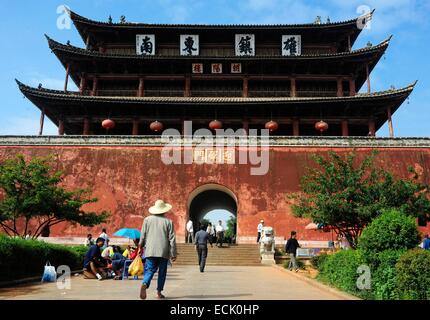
0, 0, 429, 136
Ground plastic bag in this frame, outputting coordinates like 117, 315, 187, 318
128, 257, 144, 276
41, 261, 57, 282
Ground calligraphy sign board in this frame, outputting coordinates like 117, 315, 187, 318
235, 34, 255, 56
136, 34, 155, 55
180, 35, 199, 56
193, 149, 235, 164
282, 35, 301, 56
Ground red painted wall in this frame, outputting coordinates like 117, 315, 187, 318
1, 146, 430, 243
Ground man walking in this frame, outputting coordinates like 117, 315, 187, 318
139, 199, 177, 300
215, 220, 225, 248
285, 231, 301, 272
257, 220, 264, 243
186, 219, 194, 244
195, 224, 210, 272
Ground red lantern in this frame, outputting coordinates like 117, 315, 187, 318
265, 120, 279, 132
209, 120, 223, 130
101, 119, 115, 130
150, 120, 163, 132
315, 121, 329, 133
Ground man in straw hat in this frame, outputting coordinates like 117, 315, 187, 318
138, 199, 177, 299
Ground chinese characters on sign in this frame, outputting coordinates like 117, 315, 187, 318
231, 63, 242, 73
180, 35, 199, 56
136, 34, 155, 55
193, 149, 235, 164
282, 35, 301, 56
192, 63, 203, 74
211, 63, 223, 74
235, 34, 255, 56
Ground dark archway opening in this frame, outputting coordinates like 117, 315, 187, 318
188, 189, 237, 243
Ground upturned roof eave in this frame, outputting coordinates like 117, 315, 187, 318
16, 79, 416, 105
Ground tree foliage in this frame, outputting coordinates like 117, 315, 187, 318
225, 216, 237, 239
358, 209, 420, 256
289, 150, 430, 248
0, 154, 109, 239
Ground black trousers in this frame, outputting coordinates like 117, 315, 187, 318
197, 245, 208, 272
216, 232, 224, 247
257, 232, 261, 243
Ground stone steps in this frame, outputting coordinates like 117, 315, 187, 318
175, 244, 262, 266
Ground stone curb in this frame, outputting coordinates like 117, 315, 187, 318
272, 265, 360, 300
0, 270, 83, 289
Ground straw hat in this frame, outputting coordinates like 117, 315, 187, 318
149, 200, 172, 215
260, 219, 264, 223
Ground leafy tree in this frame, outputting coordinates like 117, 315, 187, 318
0, 154, 109, 239
225, 216, 237, 239
289, 151, 430, 248
358, 209, 420, 255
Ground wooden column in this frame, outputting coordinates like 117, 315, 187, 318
341, 120, 349, 137
91, 78, 98, 96
242, 77, 249, 97
83, 117, 90, 136
64, 64, 70, 92
138, 78, 145, 97
79, 75, 86, 95
348, 35, 352, 52
243, 118, 249, 135
184, 76, 191, 97
290, 78, 297, 97
368, 119, 376, 137
292, 119, 300, 136
58, 120, 65, 136
38, 109, 45, 136
132, 119, 139, 135
349, 78, 356, 96
337, 78, 344, 97
387, 107, 394, 137
366, 64, 371, 93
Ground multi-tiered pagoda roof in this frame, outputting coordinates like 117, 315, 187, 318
17, 9, 415, 136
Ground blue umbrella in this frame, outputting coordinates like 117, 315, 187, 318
113, 228, 141, 240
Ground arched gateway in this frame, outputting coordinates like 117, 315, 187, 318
187, 184, 238, 242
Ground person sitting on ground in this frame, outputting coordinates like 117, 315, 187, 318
123, 239, 140, 260
83, 237, 107, 280
84, 234, 95, 247
111, 245, 127, 280
422, 234, 430, 250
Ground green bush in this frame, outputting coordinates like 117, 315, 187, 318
371, 249, 405, 300
310, 253, 329, 270
0, 235, 83, 282
358, 209, 420, 266
395, 249, 430, 300
318, 249, 370, 298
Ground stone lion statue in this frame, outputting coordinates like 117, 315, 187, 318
260, 226, 275, 254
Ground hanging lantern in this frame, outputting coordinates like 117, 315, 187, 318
265, 120, 279, 132
150, 120, 163, 132
315, 120, 329, 133
209, 120, 223, 130
101, 119, 115, 130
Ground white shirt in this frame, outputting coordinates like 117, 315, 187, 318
186, 221, 194, 233
99, 232, 109, 248
215, 224, 224, 233
257, 223, 264, 233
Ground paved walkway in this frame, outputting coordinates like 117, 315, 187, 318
0, 266, 352, 300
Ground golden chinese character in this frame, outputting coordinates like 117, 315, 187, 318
193, 149, 206, 163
